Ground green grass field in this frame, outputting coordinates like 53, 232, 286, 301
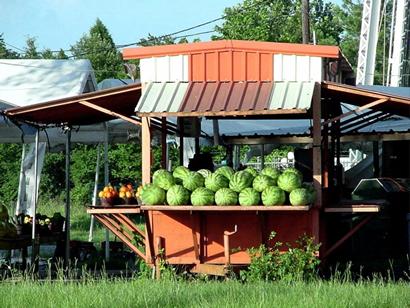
0, 278, 409, 308
3, 200, 407, 308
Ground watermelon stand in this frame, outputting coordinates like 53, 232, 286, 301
5, 40, 408, 275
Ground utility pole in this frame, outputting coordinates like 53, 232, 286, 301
301, 0, 310, 44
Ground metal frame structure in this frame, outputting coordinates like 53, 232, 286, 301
356, 0, 382, 85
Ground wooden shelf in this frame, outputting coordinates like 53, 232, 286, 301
87, 205, 141, 214
324, 204, 380, 213
140, 205, 311, 211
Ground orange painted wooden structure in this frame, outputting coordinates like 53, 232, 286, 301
7, 40, 407, 275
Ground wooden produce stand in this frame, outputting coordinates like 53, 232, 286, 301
5, 40, 409, 276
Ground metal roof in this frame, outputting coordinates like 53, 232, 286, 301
123, 40, 341, 60
4, 83, 142, 126
136, 81, 315, 117
322, 82, 410, 117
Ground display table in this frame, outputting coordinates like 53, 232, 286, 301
0, 232, 65, 270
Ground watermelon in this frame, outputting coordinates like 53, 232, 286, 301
239, 188, 260, 206
191, 187, 215, 206
261, 167, 281, 184
302, 183, 316, 204
244, 167, 258, 178
197, 169, 212, 178
283, 167, 303, 181
152, 169, 175, 190
173, 166, 190, 182
215, 188, 238, 206
140, 184, 166, 205
166, 185, 190, 205
253, 175, 275, 192
182, 171, 205, 191
289, 188, 311, 206
277, 172, 302, 193
229, 171, 253, 193
261, 186, 286, 206
205, 173, 229, 192
214, 166, 235, 181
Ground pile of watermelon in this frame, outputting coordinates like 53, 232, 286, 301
140, 166, 316, 206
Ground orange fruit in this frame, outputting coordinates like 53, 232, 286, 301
125, 191, 132, 198
103, 187, 109, 193
98, 191, 104, 198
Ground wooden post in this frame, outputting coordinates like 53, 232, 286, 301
311, 83, 322, 250
155, 236, 163, 279
179, 122, 184, 166
312, 83, 322, 208
142, 117, 151, 184
161, 117, 167, 169
373, 141, 380, 177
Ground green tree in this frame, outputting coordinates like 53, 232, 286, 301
334, 0, 363, 73
23, 36, 41, 59
70, 18, 125, 82
214, 0, 302, 42
0, 33, 20, 59
214, 0, 342, 45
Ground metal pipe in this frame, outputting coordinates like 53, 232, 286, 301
88, 143, 101, 242
224, 225, 238, 268
65, 128, 71, 267
104, 123, 110, 261
16, 144, 26, 215
31, 129, 39, 265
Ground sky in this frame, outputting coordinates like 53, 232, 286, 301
1, 0, 242, 54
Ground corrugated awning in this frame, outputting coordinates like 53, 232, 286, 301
322, 82, 410, 117
4, 83, 142, 126
136, 81, 316, 117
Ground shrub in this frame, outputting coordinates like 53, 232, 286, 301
240, 232, 321, 282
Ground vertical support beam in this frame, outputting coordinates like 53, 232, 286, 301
65, 128, 71, 267
16, 144, 26, 215
179, 123, 184, 167
373, 141, 380, 177
212, 119, 220, 145
356, 0, 382, 85
142, 117, 151, 184
155, 236, 163, 279
31, 129, 39, 265
260, 144, 265, 170
311, 83, 322, 250
104, 123, 110, 262
161, 117, 167, 169
195, 136, 200, 155
88, 143, 101, 242
312, 83, 322, 208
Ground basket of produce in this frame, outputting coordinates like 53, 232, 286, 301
118, 183, 137, 205
98, 185, 120, 206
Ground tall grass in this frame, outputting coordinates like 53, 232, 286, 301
0, 278, 409, 308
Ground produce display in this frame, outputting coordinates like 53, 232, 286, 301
98, 183, 137, 206
191, 187, 215, 206
16, 212, 65, 235
140, 166, 316, 206
166, 185, 190, 205
204, 173, 229, 192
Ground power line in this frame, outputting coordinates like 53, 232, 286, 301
4, 42, 25, 53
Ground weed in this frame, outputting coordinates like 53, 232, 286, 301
240, 232, 321, 283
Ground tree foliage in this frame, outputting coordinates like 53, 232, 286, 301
214, 0, 342, 45
70, 18, 125, 82
0, 33, 20, 59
